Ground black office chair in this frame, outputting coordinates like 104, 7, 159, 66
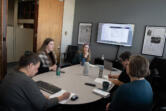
149, 58, 166, 111
63, 45, 79, 67
0, 105, 7, 111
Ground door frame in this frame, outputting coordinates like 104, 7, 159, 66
0, 0, 8, 80
33, 0, 38, 52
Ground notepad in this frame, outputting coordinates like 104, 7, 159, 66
49, 90, 75, 104
103, 75, 109, 80
94, 78, 112, 84
89, 64, 98, 68
92, 88, 110, 98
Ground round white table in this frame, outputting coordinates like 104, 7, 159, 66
33, 64, 120, 105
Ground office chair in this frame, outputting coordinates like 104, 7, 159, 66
63, 45, 79, 67
149, 58, 166, 111
0, 105, 7, 111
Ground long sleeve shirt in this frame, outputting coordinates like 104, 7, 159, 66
109, 79, 153, 111
0, 71, 59, 111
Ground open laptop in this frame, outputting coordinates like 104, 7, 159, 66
104, 60, 118, 71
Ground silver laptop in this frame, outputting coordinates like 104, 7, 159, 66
104, 60, 118, 71
104, 60, 112, 70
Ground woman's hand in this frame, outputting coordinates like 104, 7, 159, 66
108, 74, 119, 79
106, 103, 110, 111
84, 52, 89, 58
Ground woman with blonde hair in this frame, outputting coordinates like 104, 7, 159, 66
79, 43, 91, 65
38, 38, 57, 74
71, 43, 91, 65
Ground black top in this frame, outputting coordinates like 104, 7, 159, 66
118, 69, 130, 83
0, 71, 59, 111
109, 80, 153, 111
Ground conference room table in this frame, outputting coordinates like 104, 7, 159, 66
33, 64, 121, 110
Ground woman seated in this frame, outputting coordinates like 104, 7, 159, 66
80, 44, 91, 65
0, 51, 70, 111
106, 55, 153, 111
108, 51, 131, 86
72, 44, 91, 65
38, 38, 57, 74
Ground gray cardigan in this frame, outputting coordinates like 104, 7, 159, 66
0, 71, 59, 111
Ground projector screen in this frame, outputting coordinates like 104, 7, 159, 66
97, 23, 135, 46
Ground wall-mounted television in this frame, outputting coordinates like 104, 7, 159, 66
97, 23, 135, 46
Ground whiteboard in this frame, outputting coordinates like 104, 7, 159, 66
78, 23, 92, 44
142, 26, 166, 56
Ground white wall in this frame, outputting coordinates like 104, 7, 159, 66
15, 28, 33, 61
7, 26, 33, 63
7, 26, 14, 62
61, 0, 75, 53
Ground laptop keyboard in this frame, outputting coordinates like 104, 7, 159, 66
36, 81, 61, 94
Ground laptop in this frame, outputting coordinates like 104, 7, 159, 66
104, 60, 117, 71
104, 60, 113, 71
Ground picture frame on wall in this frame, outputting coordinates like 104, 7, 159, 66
78, 23, 92, 44
142, 26, 166, 56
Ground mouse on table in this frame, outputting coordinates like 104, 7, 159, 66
71, 95, 78, 101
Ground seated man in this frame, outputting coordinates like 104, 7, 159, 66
106, 55, 153, 111
108, 51, 131, 86
0, 51, 70, 111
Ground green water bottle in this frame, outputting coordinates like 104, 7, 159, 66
56, 66, 61, 76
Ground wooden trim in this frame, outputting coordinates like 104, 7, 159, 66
33, 0, 39, 52
0, 0, 8, 80
18, 19, 34, 24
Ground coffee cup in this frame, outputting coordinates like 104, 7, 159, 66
102, 81, 110, 91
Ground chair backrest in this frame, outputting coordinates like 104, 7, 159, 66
0, 105, 7, 111
150, 58, 166, 77
65, 45, 79, 63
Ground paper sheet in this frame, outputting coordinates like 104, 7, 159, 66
49, 90, 75, 104
103, 75, 108, 80
92, 88, 110, 98
94, 78, 112, 84
89, 64, 98, 68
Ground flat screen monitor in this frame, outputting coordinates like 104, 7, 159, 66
97, 23, 135, 46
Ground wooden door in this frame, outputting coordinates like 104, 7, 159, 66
0, 0, 8, 80
37, 0, 64, 62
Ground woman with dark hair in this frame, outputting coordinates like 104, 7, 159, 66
106, 55, 153, 111
38, 38, 57, 74
0, 51, 70, 111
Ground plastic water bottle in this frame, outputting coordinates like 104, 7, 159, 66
83, 62, 89, 76
101, 54, 104, 65
98, 65, 104, 78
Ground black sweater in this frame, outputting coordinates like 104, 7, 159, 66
0, 71, 59, 111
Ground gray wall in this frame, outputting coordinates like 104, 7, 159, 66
72, 0, 166, 62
